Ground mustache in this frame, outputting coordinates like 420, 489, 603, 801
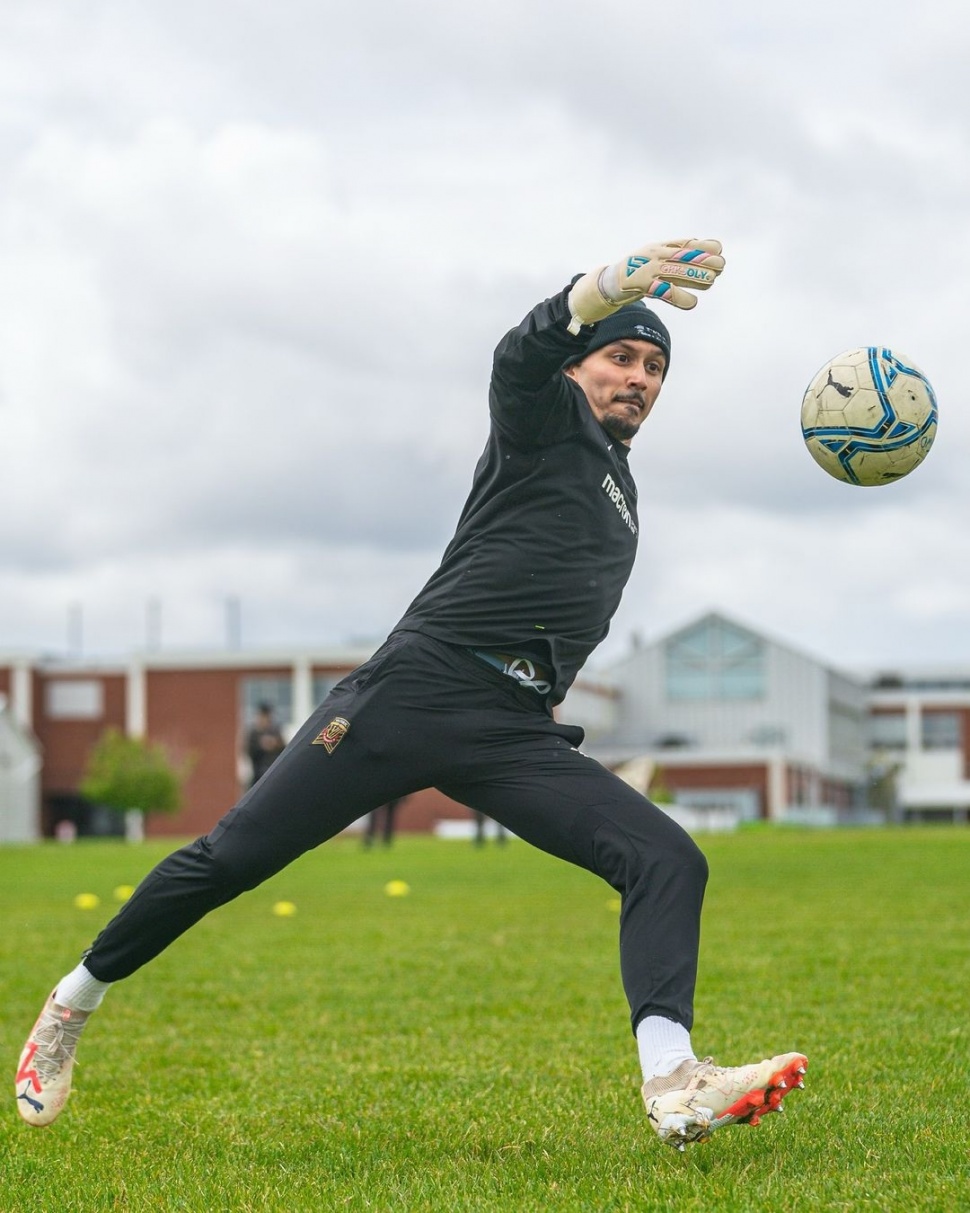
613, 391, 645, 408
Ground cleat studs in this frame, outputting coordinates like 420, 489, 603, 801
749, 1114, 761, 1127
795, 1079, 805, 1089
776, 1102, 785, 1113
796, 1065, 806, 1075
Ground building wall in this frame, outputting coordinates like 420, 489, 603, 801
962, 709, 970, 781
867, 688, 970, 817
145, 666, 272, 837
603, 616, 863, 776
34, 670, 127, 833
657, 762, 769, 817
606, 629, 834, 761
825, 668, 869, 777
0, 707, 41, 842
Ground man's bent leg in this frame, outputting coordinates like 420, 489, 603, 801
440, 745, 708, 1032
440, 735, 807, 1150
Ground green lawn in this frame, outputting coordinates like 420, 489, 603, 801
2, 827, 968, 1211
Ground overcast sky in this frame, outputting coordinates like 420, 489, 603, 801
2, 1, 969, 676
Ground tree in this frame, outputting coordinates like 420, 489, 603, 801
80, 728, 183, 821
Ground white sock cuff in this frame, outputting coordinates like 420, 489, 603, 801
55, 963, 113, 1013
636, 1015, 696, 1083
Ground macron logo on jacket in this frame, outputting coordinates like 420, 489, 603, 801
601, 473, 637, 535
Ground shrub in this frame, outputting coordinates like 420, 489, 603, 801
80, 728, 183, 818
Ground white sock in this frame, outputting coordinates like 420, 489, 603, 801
54, 963, 113, 1013
636, 1015, 696, 1083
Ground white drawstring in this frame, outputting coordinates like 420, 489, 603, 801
504, 657, 552, 695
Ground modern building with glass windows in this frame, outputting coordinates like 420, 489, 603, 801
573, 612, 871, 824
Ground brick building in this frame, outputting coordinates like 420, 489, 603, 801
3, 613, 970, 841
0, 646, 479, 839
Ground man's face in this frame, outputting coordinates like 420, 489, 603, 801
564, 339, 666, 445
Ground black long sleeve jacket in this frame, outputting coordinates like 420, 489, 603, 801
393, 282, 640, 707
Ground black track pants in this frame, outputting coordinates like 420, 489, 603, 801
84, 632, 709, 1031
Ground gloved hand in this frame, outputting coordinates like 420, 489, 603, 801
567, 238, 725, 333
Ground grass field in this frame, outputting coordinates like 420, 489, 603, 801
2, 826, 969, 1211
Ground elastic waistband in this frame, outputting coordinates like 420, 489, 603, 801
468, 649, 553, 695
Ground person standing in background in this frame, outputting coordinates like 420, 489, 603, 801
245, 703, 286, 787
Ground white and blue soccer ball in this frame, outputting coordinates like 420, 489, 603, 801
800, 347, 938, 486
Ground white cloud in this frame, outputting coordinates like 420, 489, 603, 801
0, 0, 968, 670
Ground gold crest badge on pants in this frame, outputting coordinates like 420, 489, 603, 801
312, 717, 350, 754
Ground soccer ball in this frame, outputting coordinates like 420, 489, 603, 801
800, 347, 938, 486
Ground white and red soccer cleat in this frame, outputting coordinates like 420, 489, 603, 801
642, 1052, 807, 1150
15, 992, 90, 1127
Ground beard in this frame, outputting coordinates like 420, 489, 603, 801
600, 410, 642, 443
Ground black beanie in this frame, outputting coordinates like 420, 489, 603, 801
565, 301, 672, 377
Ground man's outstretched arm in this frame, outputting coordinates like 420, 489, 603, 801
567, 237, 725, 331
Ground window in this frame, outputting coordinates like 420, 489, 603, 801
921, 712, 960, 751
45, 680, 104, 720
241, 677, 292, 727
749, 725, 787, 746
665, 617, 765, 701
868, 712, 906, 749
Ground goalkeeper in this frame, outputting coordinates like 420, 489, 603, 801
16, 238, 807, 1150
